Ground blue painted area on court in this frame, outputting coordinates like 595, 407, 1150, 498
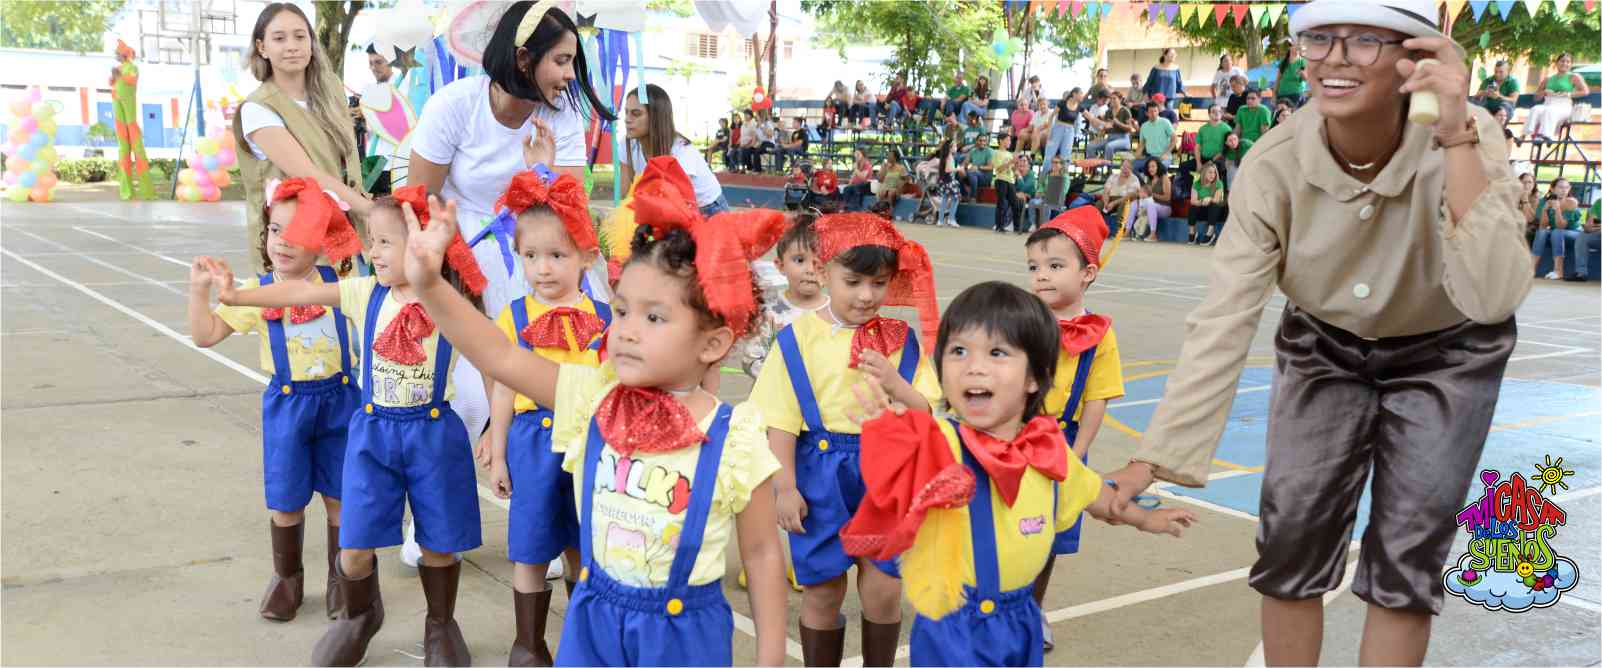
1110, 372, 1601, 537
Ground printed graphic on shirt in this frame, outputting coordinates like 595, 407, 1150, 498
1019, 515, 1048, 536
284, 316, 342, 378
370, 356, 438, 405
591, 449, 697, 587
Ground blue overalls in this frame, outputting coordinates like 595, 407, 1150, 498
910, 425, 1045, 667
259, 266, 359, 511
1050, 343, 1097, 555
555, 405, 736, 667
776, 325, 916, 585
340, 284, 482, 554
502, 296, 609, 565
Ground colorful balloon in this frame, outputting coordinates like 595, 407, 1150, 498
30, 102, 53, 120
29, 185, 51, 202
19, 117, 36, 133
36, 146, 56, 164
178, 168, 197, 185
38, 118, 56, 136
202, 155, 219, 171
6, 184, 30, 202
8, 101, 28, 117
197, 138, 218, 155
178, 184, 200, 201
9, 158, 30, 174
211, 169, 232, 188
193, 168, 213, 186
188, 155, 204, 170
17, 144, 36, 160
36, 173, 56, 191
203, 185, 221, 201
216, 147, 237, 166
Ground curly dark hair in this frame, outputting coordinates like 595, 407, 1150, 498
624, 225, 764, 335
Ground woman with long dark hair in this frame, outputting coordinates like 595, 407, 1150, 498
622, 83, 727, 216
1143, 48, 1184, 110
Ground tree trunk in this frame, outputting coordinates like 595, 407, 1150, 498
766, 0, 777, 96
1244, 22, 1265, 69
752, 31, 764, 93
314, 1, 364, 82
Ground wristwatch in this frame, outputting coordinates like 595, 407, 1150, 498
1432, 116, 1480, 150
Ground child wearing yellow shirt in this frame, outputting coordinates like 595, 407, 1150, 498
841, 281, 1194, 667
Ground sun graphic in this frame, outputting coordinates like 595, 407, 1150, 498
1532, 455, 1576, 495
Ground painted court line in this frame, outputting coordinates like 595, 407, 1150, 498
1, 245, 804, 662
1110, 384, 1271, 409
74, 226, 196, 271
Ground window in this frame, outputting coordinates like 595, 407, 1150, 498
782, 40, 794, 60
685, 33, 718, 59
745, 37, 758, 59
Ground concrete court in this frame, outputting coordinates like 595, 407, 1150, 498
1, 199, 1598, 666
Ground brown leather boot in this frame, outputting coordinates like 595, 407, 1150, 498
798, 619, 846, 667
311, 556, 385, 667
419, 561, 472, 667
259, 522, 305, 621
325, 524, 344, 619
507, 589, 554, 667
860, 616, 902, 667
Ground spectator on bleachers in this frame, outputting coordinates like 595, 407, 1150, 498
964, 132, 996, 198
1153, 93, 1180, 125
1274, 105, 1295, 127
1014, 153, 1040, 231
1086, 93, 1138, 161
1088, 68, 1113, 101
621, 83, 727, 215
1127, 158, 1172, 241
1220, 131, 1252, 189
1043, 87, 1086, 166
991, 134, 1020, 233
1222, 74, 1250, 123
1492, 107, 1521, 148
1136, 101, 1177, 172
824, 80, 850, 127
1532, 177, 1583, 279
964, 76, 993, 125
712, 117, 731, 169
850, 80, 874, 128
1144, 48, 1184, 110
1018, 75, 1044, 114
1580, 197, 1601, 281
1011, 98, 1037, 148
843, 148, 875, 211
776, 117, 808, 171
929, 139, 963, 227
809, 164, 841, 212
1474, 60, 1520, 116
945, 73, 972, 118
1126, 73, 1148, 107
1272, 39, 1308, 108
1026, 98, 1055, 155
1519, 172, 1540, 242
1234, 88, 1272, 143
876, 146, 908, 213
741, 111, 770, 172
1213, 54, 1243, 111
1032, 156, 1071, 225
1188, 162, 1227, 245
1099, 158, 1142, 223
941, 111, 963, 148
885, 76, 915, 126
1180, 105, 1231, 189
962, 112, 985, 147
733, 111, 756, 172
1524, 52, 1590, 143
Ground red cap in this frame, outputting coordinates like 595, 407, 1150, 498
1151, 93, 1167, 104
1038, 206, 1109, 268
813, 213, 939, 352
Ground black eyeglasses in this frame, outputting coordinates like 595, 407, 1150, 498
1298, 31, 1407, 67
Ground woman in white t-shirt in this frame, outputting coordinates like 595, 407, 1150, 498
1211, 54, 1244, 111
621, 84, 728, 216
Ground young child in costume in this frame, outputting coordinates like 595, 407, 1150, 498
841, 281, 1194, 667
404, 156, 792, 667
1022, 207, 1127, 652
212, 184, 487, 667
188, 177, 362, 623
748, 212, 944, 667
479, 170, 607, 665
734, 214, 830, 379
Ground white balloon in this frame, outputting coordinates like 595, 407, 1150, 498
379, 0, 434, 52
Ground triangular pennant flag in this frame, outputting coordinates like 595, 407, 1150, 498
1586, 0, 1596, 12
1446, 0, 1469, 20
1164, 2, 1180, 24
1101, 0, 1115, 19
1232, 3, 1250, 26
1215, 3, 1230, 25
1057, 0, 1071, 17
1180, 3, 1198, 26
1249, 3, 1265, 26
1521, 0, 1541, 17
1069, 0, 1085, 18
1493, 0, 1516, 17
1552, 0, 1572, 13
1469, 0, 1490, 19
1286, 2, 1302, 20
1266, 3, 1285, 25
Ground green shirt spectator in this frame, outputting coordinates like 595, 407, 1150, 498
1194, 179, 1223, 202
1235, 105, 1272, 143
967, 146, 994, 171
1224, 135, 1255, 162
1139, 117, 1175, 160
991, 148, 1016, 183
1590, 199, 1600, 225
1197, 120, 1232, 160
1016, 169, 1037, 196
1477, 75, 1521, 114
947, 83, 971, 101
1275, 58, 1308, 97
1537, 199, 1583, 231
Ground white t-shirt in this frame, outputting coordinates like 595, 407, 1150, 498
1212, 67, 1243, 109
240, 100, 309, 161
629, 139, 723, 208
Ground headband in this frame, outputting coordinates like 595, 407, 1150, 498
514, 1, 561, 46
812, 213, 940, 352
392, 185, 487, 296
268, 177, 361, 264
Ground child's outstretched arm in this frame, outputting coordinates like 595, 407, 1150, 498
187, 256, 233, 347
209, 258, 340, 309
735, 477, 789, 667
1084, 484, 1197, 537
402, 195, 560, 409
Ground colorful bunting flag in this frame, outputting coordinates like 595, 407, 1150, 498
1231, 3, 1250, 26
1148, 2, 1161, 23
1101, 0, 1115, 19
1266, 3, 1285, 25
1163, 2, 1180, 24
1492, 0, 1515, 18
1069, 0, 1085, 18
1249, 3, 1266, 26
1285, 2, 1302, 20
1552, 0, 1572, 14
1586, 0, 1596, 12
1214, 3, 1230, 26
1446, 0, 1469, 21
1179, 3, 1198, 26
1469, 0, 1490, 20
1521, 0, 1541, 17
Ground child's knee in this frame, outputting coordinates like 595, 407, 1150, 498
856, 568, 903, 614
802, 575, 848, 611
321, 496, 342, 518
418, 547, 457, 567
270, 509, 305, 526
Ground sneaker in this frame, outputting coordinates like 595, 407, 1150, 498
400, 521, 422, 568
546, 558, 565, 580
1545, 271, 1561, 280
1042, 618, 1055, 652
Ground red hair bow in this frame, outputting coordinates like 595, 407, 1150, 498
627, 157, 788, 339
812, 213, 940, 353
495, 171, 597, 252
272, 177, 362, 265
392, 185, 487, 296
521, 306, 606, 352
373, 302, 435, 365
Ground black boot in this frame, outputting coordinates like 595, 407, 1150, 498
325, 524, 344, 619
861, 616, 902, 667
799, 617, 845, 667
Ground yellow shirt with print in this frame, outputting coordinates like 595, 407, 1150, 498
494, 295, 604, 414
338, 276, 456, 408
908, 418, 1103, 593
1041, 326, 1125, 423
749, 312, 943, 436
215, 274, 357, 381
552, 362, 781, 588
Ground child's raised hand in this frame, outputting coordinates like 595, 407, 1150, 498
206, 258, 239, 304
844, 381, 904, 426
1136, 507, 1198, 537
523, 115, 557, 168
401, 195, 457, 289
189, 256, 214, 292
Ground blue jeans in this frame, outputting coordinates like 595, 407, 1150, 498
1534, 228, 1582, 274
842, 183, 872, 211
944, 99, 965, 117
965, 171, 993, 198
1044, 122, 1077, 163
961, 100, 986, 121
698, 194, 730, 217
1087, 133, 1130, 160
1580, 233, 1601, 276
936, 192, 961, 225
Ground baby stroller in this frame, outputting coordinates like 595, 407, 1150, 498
907, 158, 942, 225
783, 163, 813, 211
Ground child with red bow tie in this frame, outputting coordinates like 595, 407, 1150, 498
747, 212, 944, 667
189, 177, 362, 625
479, 169, 608, 665
840, 280, 1194, 667
212, 184, 488, 666
1021, 206, 1128, 651
400, 156, 792, 666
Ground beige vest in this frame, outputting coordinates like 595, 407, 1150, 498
235, 80, 364, 273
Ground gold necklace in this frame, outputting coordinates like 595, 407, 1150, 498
1324, 119, 1401, 173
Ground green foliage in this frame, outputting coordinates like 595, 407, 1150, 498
313, 1, 366, 84
0, 0, 125, 53
1449, 5, 1600, 65
85, 122, 118, 146
56, 158, 118, 184
802, 0, 1003, 92
1030, 10, 1100, 64
644, 0, 695, 18
728, 72, 756, 113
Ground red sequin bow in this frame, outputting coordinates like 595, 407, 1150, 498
958, 416, 1070, 507
521, 307, 606, 352
263, 305, 327, 324
595, 385, 705, 457
374, 302, 435, 365
271, 177, 361, 264
849, 317, 910, 369
1058, 314, 1111, 356
840, 409, 976, 561
495, 171, 597, 252
392, 185, 487, 296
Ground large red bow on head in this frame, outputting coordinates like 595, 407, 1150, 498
392, 185, 487, 296
374, 302, 435, 365
272, 177, 361, 265
495, 171, 597, 252
849, 317, 909, 369
813, 213, 939, 353
595, 385, 705, 457
521, 306, 606, 352
958, 416, 1069, 507
263, 305, 327, 324
1058, 314, 1111, 356
841, 410, 976, 561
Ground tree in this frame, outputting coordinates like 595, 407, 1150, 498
1448, 4, 1600, 68
1018, 6, 1101, 97
803, 0, 1002, 92
1166, 13, 1284, 69
0, 0, 124, 53
313, 1, 365, 82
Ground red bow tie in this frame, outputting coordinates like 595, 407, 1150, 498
849, 317, 910, 369
1058, 314, 1111, 356
595, 385, 706, 457
521, 307, 607, 352
373, 302, 435, 365
263, 305, 327, 325
959, 416, 1069, 506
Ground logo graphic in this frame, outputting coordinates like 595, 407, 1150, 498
1443, 460, 1579, 613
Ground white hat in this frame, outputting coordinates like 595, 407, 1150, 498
1289, 0, 1466, 59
